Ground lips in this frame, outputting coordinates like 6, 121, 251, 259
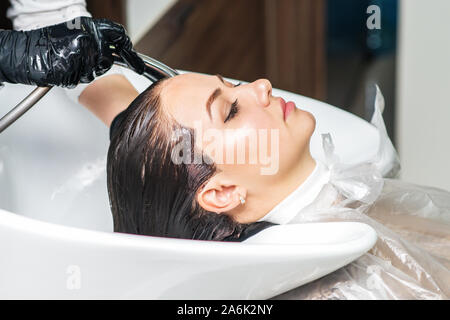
279, 97, 295, 121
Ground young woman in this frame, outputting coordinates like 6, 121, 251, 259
77, 72, 450, 299
80, 71, 318, 241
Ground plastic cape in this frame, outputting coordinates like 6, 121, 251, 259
273, 86, 450, 300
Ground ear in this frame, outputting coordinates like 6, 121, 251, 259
197, 175, 246, 214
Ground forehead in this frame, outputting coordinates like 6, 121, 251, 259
159, 73, 219, 123
161, 73, 217, 97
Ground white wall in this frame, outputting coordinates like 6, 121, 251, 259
125, 0, 176, 43
396, 0, 450, 191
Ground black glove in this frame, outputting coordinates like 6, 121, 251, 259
0, 17, 145, 88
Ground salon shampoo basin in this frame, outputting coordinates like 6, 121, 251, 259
0, 210, 376, 299
0, 66, 381, 299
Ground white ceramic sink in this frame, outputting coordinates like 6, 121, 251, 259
0, 67, 379, 299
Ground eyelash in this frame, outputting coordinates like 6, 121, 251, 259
224, 99, 239, 123
222, 82, 241, 123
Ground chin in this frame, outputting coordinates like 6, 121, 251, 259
291, 109, 316, 139
302, 109, 317, 132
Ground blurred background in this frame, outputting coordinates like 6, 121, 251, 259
0, 0, 449, 191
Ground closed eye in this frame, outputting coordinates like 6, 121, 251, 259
224, 99, 239, 123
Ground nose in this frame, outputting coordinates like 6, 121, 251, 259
252, 79, 272, 107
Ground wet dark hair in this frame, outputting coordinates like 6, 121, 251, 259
107, 79, 274, 241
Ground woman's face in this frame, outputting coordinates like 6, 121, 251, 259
159, 73, 316, 218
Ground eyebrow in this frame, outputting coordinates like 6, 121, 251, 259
206, 75, 225, 120
216, 74, 225, 84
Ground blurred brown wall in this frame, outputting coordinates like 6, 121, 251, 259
136, 0, 326, 100
86, 0, 126, 26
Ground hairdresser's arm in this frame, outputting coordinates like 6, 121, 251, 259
0, 17, 144, 88
79, 75, 138, 127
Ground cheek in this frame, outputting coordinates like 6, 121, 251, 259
239, 111, 277, 131
203, 110, 315, 172
208, 110, 277, 161
213, 112, 282, 173
201, 127, 276, 177
222, 129, 262, 166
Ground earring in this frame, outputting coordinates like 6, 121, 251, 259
239, 196, 246, 205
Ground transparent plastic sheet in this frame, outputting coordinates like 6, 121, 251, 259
273, 86, 450, 300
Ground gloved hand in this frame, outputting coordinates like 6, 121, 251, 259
0, 17, 145, 88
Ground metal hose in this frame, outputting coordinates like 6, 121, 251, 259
0, 53, 178, 133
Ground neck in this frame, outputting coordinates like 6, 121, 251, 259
278, 151, 317, 201
234, 150, 317, 223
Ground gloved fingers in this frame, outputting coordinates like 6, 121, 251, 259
94, 19, 126, 45
66, 66, 82, 88
95, 19, 145, 74
117, 45, 145, 75
94, 56, 114, 77
79, 70, 95, 84
110, 34, 145, 74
